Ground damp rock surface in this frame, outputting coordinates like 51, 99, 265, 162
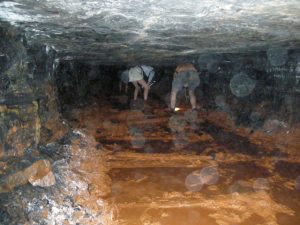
0, 129, 111, 225
0, 0, 299, 64
0, 23, 68, 158
0, 159, 53, 193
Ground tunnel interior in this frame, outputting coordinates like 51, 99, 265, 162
1, 1, 300, 225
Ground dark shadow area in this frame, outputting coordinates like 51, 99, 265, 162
201, 122, 288, 157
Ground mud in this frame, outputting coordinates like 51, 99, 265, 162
63, 96, 300, 225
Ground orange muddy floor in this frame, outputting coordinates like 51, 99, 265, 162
65, 96, 300, 225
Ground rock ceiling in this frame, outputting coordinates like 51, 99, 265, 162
0, 0, 299, 64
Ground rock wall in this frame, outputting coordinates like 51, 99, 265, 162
54, 62, 119, 111
195, 50, 300, 128
0, 22, 66, 158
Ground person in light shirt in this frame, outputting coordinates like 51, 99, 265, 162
128, 65, 155, 101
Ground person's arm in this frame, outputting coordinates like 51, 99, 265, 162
190, 64, 197, 72
148, 70, 155, 84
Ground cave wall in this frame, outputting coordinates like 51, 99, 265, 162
196, 50, 300, 128
0, 22, 66, 158
54, 62, 121, 111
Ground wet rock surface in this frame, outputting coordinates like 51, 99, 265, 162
0, 130, 110, 225
0, 159, 54, 193
0, 1, 299, 64
0, 23, 67, 158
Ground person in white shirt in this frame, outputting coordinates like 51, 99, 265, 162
128, 65, 155, 101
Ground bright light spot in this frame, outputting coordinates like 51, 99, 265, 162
175, 107, 180, 111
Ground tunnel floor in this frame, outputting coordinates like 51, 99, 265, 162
64, 95, 300, 225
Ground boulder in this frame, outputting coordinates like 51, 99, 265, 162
0, 159, 55, 193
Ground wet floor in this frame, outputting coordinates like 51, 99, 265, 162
68, 96, 300, 225
107, 163, 300, 225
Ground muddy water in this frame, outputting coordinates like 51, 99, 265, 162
108, 164, 300, 225
68, 97, 300, 225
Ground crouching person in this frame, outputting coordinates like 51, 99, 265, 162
170, 63, 200, 111
128, 65, 155, 101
